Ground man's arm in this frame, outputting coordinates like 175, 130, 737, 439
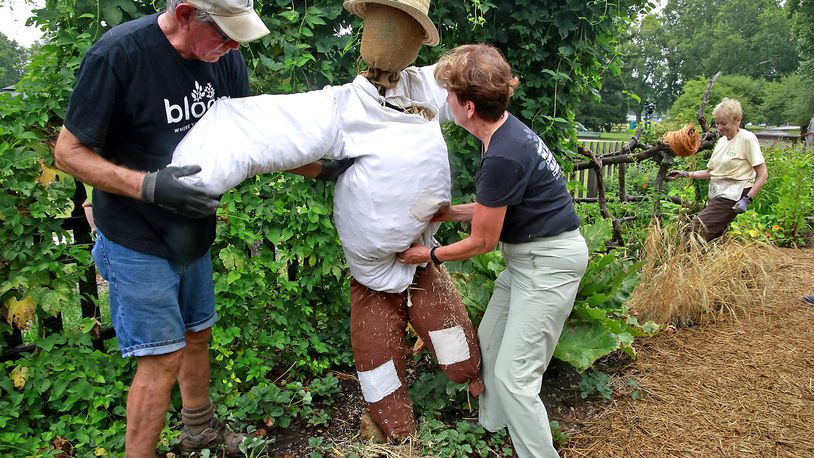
288, 161, 322, 179
288, 158, 355, 181
55, 125, 220, 218
54, 126, 144, 199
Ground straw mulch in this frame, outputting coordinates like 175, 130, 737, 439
560, 247, 814, 458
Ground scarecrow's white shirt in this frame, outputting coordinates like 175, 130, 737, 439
172, 65, 452, 293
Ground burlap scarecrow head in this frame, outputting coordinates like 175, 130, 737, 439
344, 0, 439, 88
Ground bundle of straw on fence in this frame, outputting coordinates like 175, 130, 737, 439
628, 221, 773, 326
663, 124, 701, 157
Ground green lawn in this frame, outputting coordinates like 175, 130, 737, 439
578, 130, 634, 141
598, 131, 635, 140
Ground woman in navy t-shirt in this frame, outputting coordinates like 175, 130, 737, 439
398, 44, 588, 458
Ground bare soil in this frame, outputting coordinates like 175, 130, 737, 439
257, 247, 814, 457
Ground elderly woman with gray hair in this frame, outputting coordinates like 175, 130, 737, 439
398, 44, 588, 458
668, 98, 769, 242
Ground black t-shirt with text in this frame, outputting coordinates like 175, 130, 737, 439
64, 13, 249, 262
475, 114, 580, 243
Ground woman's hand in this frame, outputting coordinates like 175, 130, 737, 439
431, 205, 454, 222
430, 203, 475, 222
397, 243, 431, 265
666, 170, 688, 181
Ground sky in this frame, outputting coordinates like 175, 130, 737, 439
1, 0, 44, 47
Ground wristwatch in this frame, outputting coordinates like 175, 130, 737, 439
430, 246, 443, 265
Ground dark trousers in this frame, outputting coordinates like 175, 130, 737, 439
690, 188, 751, 242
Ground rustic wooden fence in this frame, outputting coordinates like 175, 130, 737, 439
571, 140, 626, 200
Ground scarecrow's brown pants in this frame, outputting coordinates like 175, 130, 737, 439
350, 263, 483, 438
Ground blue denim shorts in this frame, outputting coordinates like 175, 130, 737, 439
92, 230, 217, 358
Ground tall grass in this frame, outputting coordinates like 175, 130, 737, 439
628, 220, 772, 326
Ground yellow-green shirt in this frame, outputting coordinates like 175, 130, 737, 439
707, 129, 765, 183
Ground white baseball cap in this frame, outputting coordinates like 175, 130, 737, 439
185, 0, 270, 43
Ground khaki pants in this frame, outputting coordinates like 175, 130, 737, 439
478, 230, 588, 458
350, 263, 482, 438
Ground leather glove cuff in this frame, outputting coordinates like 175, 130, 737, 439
316, 158, 355, 182
141, 172, 157, 203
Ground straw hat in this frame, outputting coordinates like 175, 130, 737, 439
344, 0, 439, 46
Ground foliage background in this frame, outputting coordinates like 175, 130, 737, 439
1, 0, 810, 455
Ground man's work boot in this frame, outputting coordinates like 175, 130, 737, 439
178, 417, 246, 456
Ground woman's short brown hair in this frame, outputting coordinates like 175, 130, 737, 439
434, 44, 520, 122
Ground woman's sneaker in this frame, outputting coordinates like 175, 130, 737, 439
178, 418, 246, 456
803, 294, 814, 306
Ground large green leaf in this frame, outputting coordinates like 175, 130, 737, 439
554, 321, 619, 372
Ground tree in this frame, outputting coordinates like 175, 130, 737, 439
0, 32, 28, 88
635, 0, 797, 111
617, 15, 678, 120
789, 0, 814, 82
575, 73, 631, 131
788, 0, 814, 128
758, 73, 813, 127
666, 74, 765, 127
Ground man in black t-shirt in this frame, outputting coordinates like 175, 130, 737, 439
53, 1, 270, 456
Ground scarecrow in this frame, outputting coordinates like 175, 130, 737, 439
171, 0, 483, 439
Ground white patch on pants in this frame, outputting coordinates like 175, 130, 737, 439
429, 326, 470, 365
357, 359, 402, 403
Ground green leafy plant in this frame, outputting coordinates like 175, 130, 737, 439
627, 378, 642, 400
549, 420, 568, 446
0, 327, 132, 456
410, 369, 473, 419
554, 219, 660, 372
578, 370, 613, 401
418, 417, 512, 457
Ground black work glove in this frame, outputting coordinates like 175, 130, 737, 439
141, 165, 220, 218
732, 195, 752, 214
315, 158, 355, 182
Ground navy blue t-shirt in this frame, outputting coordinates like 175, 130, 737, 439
64, 13, 249, 262
475, 114, 580, 243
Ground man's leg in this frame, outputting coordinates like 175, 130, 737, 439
178, 328, 212, 409
92, 231, 193, 457
125, 351, 184, 458
173, 253, 244, 454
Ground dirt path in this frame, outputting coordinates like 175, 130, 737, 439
560, 247, 814, 457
